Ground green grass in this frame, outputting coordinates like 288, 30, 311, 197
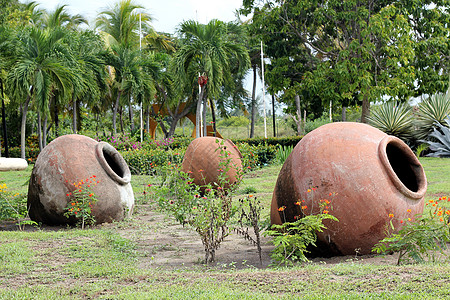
1, 158, 450, 298
419, 157, 450, 197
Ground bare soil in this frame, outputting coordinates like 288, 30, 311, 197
1, 203, 399, 270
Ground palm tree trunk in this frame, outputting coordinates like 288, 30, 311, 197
112, 91, 121, 136
54, 98, 59, 138
37, 112, 43, 151
72, 94, 77, 134
43, 115, 48, 148
202, 98, 207, 137
20, 95, 32, 159
250, 65, 257, 138
129, 94, 135, 132
208, 98, 217, 137
294, 94, 302, 135
0, 79, 9, 157
196, 86, 205, 138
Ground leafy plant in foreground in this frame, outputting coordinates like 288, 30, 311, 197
373, 197, 450, 265
275, 144, 293, 165
235, 194, 263, 264
265, 188, 338, 266
152, 139, 242, 264
64, 175, 99, 229
0, 183, 36, 230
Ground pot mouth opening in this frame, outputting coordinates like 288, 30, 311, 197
96, 142, 131, 185
378, 136, 427, 199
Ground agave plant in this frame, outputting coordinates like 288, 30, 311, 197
421, 116, 450, 157
414, 90, 450, 140
367, 101, 413, 142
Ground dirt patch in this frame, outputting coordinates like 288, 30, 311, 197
1, 204, 400, 271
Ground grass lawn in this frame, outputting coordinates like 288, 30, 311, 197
0, 158, 450, 298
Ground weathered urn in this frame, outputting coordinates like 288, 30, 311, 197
182, 137, 243, 190
271, 122, 427, 255
28, 134, 134, 225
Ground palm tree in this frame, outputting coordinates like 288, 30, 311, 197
6, 27, 72, 159
173, 19, 250, 138
96, 0, 151, 48
102, 44, 148, 135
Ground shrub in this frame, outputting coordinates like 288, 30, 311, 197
368, 101, 414, 142
275, 144, 294, 165
414, 90, 450, 140
121, 147, 185, 175
265, 188, 338, 265
233, 136, 301, 148
236, 142, 277, 169
373, 196, 450, 265
151, 140, 241, 264
420, 116, 450, 157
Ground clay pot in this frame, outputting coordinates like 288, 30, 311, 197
182, 137, 243, 190
28, 134, 134, 225
271, 122, 427, 255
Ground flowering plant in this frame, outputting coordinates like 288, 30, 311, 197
64, 175, 99, 229
265, 187, 338, 265
373, 196, 450, 265
152, 139, 241, 264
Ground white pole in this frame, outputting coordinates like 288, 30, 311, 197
139, 13, 143, 143
199, 72, 203, 137
261, 41, 267, 139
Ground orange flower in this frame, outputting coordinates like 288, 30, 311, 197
301, 205, 307, 210
408, 218, 411, 221
248, 194, 253, 198
389, 213, 394, 218
400, 220, 404, 224
323, 210, 329, 214
324, 199, 330, 204
278, 206, 286, 212
406, 209, 411, 213
446, 210, 450, 215
294, 201, 301, 206
329, 193, 333, 196
440, 218, 444, 222
437, 211, 443, 217
429, 200, 434, 203
307, 189, 311, 193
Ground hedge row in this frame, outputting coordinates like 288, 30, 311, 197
120, 141, 279, 175
232, 136, 302, 147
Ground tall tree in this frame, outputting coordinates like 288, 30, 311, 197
6, 27, 71, 158
173, 19, 250, 138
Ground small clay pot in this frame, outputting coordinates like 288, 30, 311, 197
27, 134, 134, 225
271, 122, 427, 255
182, 137, 243, 190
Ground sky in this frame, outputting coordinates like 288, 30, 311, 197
30, 0, 245, 34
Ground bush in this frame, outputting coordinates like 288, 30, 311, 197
367, 101, 414, 142
233, 136, 302, 148
236, 142, 277, 169
121, 147, 186, 175
217, 116, 250, 127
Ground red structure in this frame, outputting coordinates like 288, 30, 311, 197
149, 103, 222, 139
271, 122, 427, 255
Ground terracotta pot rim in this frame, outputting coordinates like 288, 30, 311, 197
378, 135, 427, 199
95, 142, 131, 185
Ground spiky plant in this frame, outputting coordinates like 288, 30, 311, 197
421, 116, 450, 157
367, 101, 413, 142
414, 91, 450, 140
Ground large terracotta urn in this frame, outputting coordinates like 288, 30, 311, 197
271, 122, 427, 255
28, 134, 134, 225
182, 137, 243, 190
